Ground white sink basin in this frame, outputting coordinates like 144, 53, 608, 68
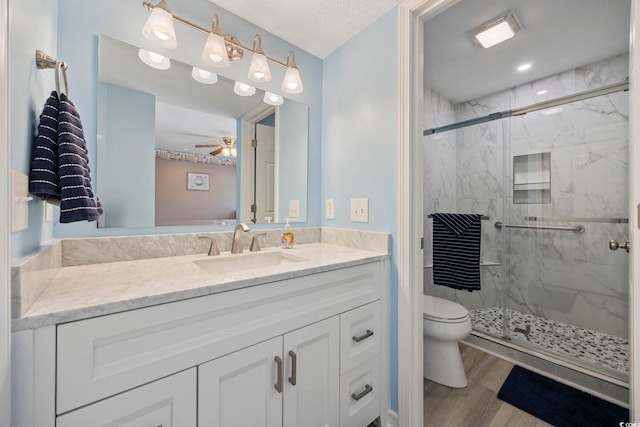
194, 251, 310, 275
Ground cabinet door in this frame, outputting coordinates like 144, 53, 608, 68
199, 336, 283, 427
283, 317, 340, 427
56, 368, 196, 427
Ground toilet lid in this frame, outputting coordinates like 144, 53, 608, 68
423, 295, 468, 321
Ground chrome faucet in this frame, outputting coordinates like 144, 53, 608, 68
231, 223, 251, 254
198, 236, 220, 256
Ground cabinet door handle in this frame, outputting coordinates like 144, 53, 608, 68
352, 329, 374, 343
288, 350, 297, 386
351, 384, 373, 401
274, 355, 283, 393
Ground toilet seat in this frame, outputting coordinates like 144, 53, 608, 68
423, 295, 469, 323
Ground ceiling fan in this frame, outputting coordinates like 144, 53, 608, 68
195, 136, 237, 157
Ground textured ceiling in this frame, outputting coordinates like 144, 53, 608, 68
208, 0, 402, 58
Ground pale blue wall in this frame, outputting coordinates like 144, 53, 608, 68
322, 8, 399, 412
98, 83, 155, 228
9, 0, 322, 256
278, 101, 308, 221
9, 0, 58, 258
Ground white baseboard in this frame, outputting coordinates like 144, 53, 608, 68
386, 409, 399, 427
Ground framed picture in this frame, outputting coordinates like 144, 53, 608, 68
187, 172, 210, 191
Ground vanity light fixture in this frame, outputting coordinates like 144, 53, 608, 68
248, 35, 272, 82
142, 1, 304, 93
138, 48, 171, 70
282, 51, 303, 94
234, 81, 256, 97
264, 92, 284, 106
141, 0, 177, 48
470, 11, 520, 49
191, 66, 218, 84
201, 15, 230, 68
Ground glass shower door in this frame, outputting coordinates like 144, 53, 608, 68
502, 88, 629, 380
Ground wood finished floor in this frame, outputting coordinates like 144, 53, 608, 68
424, 343, 553, 427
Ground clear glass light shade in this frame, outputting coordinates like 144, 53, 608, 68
248, 53, 272, 82
281, 67, 303, 94
141, 7, 177, 49
191, 67, 218, 84
201, 33, 230, 67
138, 49, 171, 70
234, 81, 256, 97
263, 92, 283, 106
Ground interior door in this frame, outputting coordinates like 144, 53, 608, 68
255, 123, 276, 223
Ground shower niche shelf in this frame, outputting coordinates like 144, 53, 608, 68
513, 152, 551, 204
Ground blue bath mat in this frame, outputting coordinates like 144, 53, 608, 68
497, 366, 628, 426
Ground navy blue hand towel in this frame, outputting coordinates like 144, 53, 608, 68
29, 91, 61, 203
57, 93, 101, 223
431, 213, 482, 291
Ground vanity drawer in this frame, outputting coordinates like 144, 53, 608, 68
340, 300, 381, 374
340, 356, 380, 427
56, 262, 382, 414
56, 368, 196, 426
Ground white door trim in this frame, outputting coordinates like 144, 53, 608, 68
397, 1, 459, 426
629, 0, 640, 420
399, 0, 639, 423
0, 0, 11, 423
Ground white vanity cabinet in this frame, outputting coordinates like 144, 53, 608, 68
199, 317, 340, 427
12, 260, 388, 427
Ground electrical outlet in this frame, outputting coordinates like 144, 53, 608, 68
350, 198, 369, 223
325, 199, 335, 219
289, 199, 300, 218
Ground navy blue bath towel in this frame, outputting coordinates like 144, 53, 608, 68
431, 213, 482, 291
29, 91, 61, 203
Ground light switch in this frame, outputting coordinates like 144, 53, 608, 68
12, 170, 31, 232
289, 199, 300, 218
350, 198, 369, 223
325, 199, 335, 219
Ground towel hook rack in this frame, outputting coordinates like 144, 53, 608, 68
35, 50, 69, 97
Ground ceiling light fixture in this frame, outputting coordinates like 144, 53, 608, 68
470, 11, 520, 49
536, 89, 548, 95
138, 48, 171, 70
141, 1, 304, 93
234, 81, 256, 97
517, 63, 532, 72
191, 66, 218, 84
263, 92, 284, 106
141, 0, 177, 49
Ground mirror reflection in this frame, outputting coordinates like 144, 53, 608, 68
97, 35, 308, 228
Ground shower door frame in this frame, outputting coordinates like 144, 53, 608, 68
397, 1, 640, 426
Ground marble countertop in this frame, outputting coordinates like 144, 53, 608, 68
12, 243, 388, 332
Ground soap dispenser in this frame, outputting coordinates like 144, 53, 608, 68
281, 218, 295, 249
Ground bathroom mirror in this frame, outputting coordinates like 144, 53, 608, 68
96, 35, 309, 228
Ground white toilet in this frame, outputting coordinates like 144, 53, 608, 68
423, 295, 472, 388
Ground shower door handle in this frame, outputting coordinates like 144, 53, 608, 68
609, 239, 630, 253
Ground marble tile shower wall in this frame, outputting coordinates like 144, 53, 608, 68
424, 54, 629, 339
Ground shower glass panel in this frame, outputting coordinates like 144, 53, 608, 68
502, 90, 629, 380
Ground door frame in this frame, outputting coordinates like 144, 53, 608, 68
0, 0, 11, 423
397, 0, 640, 425
239, 104, 276, 224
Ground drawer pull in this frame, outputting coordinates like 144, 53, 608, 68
288, 351, 297, 386
275, 355, 283, 393
351, 384, 373, 401
352, 329, 374, 343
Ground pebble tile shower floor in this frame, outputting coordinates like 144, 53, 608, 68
469, 308, 629, 377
